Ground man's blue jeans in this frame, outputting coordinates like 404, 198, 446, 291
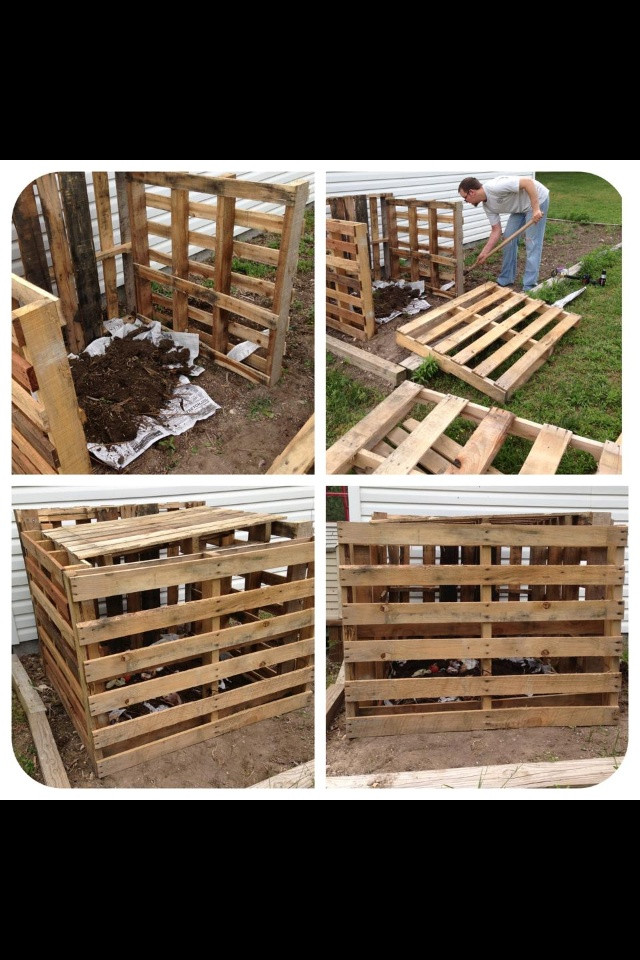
497, 196, 549, 291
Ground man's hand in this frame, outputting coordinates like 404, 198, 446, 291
531, 207, 543, 224
475, 251, 488, 266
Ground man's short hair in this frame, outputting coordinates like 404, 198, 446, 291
459, 177, 482, 193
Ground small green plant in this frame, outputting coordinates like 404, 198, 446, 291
411, 356, 440, 384
249, 397, 274, 420
291, 298, 303, 311
15, 746, 37, 778
231, 256, 275, 279
158, 436, 176, 453
151, 281, 173, 298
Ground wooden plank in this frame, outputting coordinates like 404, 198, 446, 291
126, 176, 152, 317
58, 173, 103, 344
92, 173, 119, 320
374, 395, 468, 474
327, 758, 620, 790
520, 424, 573, 474
93, 665, 312, 750
396, 330, 507, 403
347, 705, 618, 737
346, 672, 620, 701
326, 336, 406, 386
129, 172, 298, 206
84, 608, 313, 685
12, 654, 70, 788
12, 379, 51, 432
146, 191, 285, 234
12, 408, 58, 468
89, 637, 313, 715
337, 521, 626, 548
70, 538, 312, 600
13, 182, 52, 292
398, 282, 495, 338
114, 172, 136, 313
494, 313, 581, 395
326, 662, 345, 727
344, 636, 623, 661
342, 598, 623, 626
97, 691, 310, 778
249, 760, 314, 789
445, 407, 514, 474
597, 440, 622, 474
267, 415, 315, 474
12, 348, 39, 392
76, 577, 314, 645
35, 174, 82, 353
326, 380, 423, 473
450, 299, 541, 362
339, 563, 623, 587
17, 298, 90, 474
212, 194, 236, 353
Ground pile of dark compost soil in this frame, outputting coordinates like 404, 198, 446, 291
373, 284, 419, 319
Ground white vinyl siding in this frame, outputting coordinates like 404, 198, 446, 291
326, 170, 534, 244
347, 484, 628, 633
12, 484, 314, 647
11, 172, 314, 297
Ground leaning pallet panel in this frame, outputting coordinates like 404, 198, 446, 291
16, 503, 314, 778
397, 282, 581, 402
326, 219, 375, 340
338, 513, 625, 737
325, 381, 621, 475
11, 275, 91, 475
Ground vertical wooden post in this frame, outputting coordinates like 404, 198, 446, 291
354, 221, 375, 339
35, 173, 82, 354
453, 200, 465, 296
13, 182, 52, 293
408, 202, 420, 282
126, 175, 152, 319
171, 187, 190, 332
605, 543, 625, 707
480, 543, 493, 710
93, 173, 120, 320
115, 172, 136, 314
59, 173, 103, 344
379, 193, 393, 280
385, 198, 400, 279
212, 194, 236, 354
270, 180, 309, 383
369, 196, 382, 280
428, 203, 440, 292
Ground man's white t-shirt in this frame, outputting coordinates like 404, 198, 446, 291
482, 176, 550, 226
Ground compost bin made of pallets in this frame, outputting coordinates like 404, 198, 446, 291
16, 502, 314, 777
337, 512, 625, 737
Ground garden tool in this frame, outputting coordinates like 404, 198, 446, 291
440, 217, 536, 291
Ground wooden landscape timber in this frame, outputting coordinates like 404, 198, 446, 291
12, 654, 70, 789
338, 512, 626, 737
326, 335, 407, 386
16, 503, 314, 778
11, 275, 91, 475
266, 414, 315, 474
326, 757, 620, 790
326, 381, 621, 475
326, 219, 375, 340
397, 282, 581, 402
328, 194, 465, 297
249, 760, 314, 788
12, 172, 309, 389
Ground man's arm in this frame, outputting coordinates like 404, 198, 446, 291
518, 177, 544, 222
475, 223, 502, 265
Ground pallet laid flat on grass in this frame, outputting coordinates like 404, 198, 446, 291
338, 512, 625, 737
326, 381, 621, 475
396, 282, 581, 402
16, 502, 314, 778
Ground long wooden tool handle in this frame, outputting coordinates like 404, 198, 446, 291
489, 217, 536, 258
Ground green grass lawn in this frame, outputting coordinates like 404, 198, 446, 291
326, 246, 621, 474
536, 172, 621, 223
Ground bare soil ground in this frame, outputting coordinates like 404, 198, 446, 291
328, 223, 621, 370
12, 654, 314, 790
326, 673, 628, 783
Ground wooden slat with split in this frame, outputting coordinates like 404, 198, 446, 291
344, 636, 623, 661
521, 424, 573, 474
374, 395, 468, 474
444, 407, 514, 474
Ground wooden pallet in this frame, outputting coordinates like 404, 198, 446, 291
326, 219, 375, 340
13, 172, 308, 386
12, 275, 91, 475
16, 503, 314, 778
338, 513, 626, 738
326, 381, 621, 475
397, 282, 581, 402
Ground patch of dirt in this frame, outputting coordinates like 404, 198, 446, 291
327, 223, 621, 367
13, 653, 313, 789
373, 284, 419, 319
326, 674, 628, 785
88, 215, 313, 474
71, 334, 192, 443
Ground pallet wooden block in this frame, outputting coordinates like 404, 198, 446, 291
396, 282, 581, 402
326, 219, 375, 340
12, 275, 91, 475
325, 381, 620, 475
16, 502, 314, 778
338, 513, 625, 738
